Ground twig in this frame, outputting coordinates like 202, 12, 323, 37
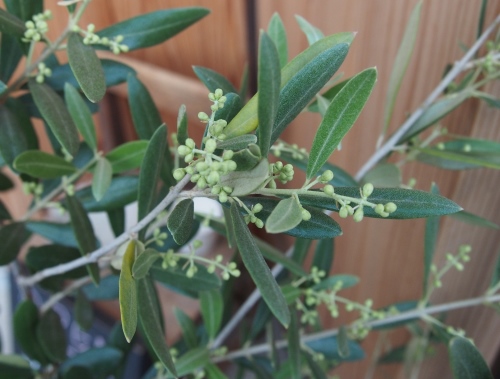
18, 175, 191, 287
213, 293, 500, 362
40, 276, 92, 314
355, 14, 500, 181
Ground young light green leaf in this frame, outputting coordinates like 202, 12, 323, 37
138, 277, 177, 376
362, 163, 401, 188
67, 33, 106, 103
200, 289, 224, 339
265, 195, 303, 234
64, 82, 97, 151
448, 337, 493, 379
132, 248, 161, 279
0, 104, 29, 168
449, 210, 499, 230
138, 125, 167, 238
271, 43, 350, 145
295, 15, 324, 45
267, 13, 288, 68
92, 157, 112, 201
14, 300, 49, 365
307, 68, 377, 179
230, 202, 290, 327
0, 222, 31, 265
219, 158, 269, 196
177, 104, 188, 145
338, 326, 351, 358
287, 310, 301, 379
258, 31, 281, 157
167, 199, 194, 245
298, 187, 462, 219
28, 80, 80, 157
193, 66, 237, 94
224, 32, 355, 138
312, 238, 334, 275
97, 8, 210, 51
74, 290, 93, 331
398, 90, 471, 143
174, 308, 198, 349
66, 194, 100, 284
0, 8, 26, 37
14, 150, 76, 179
230, 144, 262, 171
127, 74, 163, 140
216, 134, 257, 150
383, 1, 422, 137
119, 240, 138, 342
106, 140, 148, 174
36, 310, 67, 363
424, 183, 440, 294
175, 347, 210, 377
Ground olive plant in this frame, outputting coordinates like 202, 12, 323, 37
0, 0, 499, 378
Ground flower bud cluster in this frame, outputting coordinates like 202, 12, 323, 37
272, 141, 307, 160
207, 255, 241, 280
152, 228, 168, 247
243, 203, 264, 228
77, 24, 129, 54
271, 161, 294, 184
23, 11, 52, 42
446, 244, 471, 272
35, 62, 52, 83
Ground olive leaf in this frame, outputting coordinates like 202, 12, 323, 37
265, 196, 303, 234
119, 240, 138, 343
167, 199, 194, 245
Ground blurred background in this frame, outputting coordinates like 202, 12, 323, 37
2, 0, 500, 378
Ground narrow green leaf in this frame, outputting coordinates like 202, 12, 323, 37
219, 158, 269, 196
4, 0, 43, 21
107, 208, 125, 237
337, 326, 350, 358
97, 7, 210, 51
193, 66, 237, 94
26, 221, 79, 247
0, 33, 23, 82
287, 310, 301, 379
230, 202, 290, 327
167, 199, 194, 245
138, 125, 167, 238
224, 32, 354, 138
265, 196, 303, 234
36, 309, 67, 363
489, 248, 500, 290
241, 197, 343, 239
66, 194, 100, 284
298, 187, 462, 219
306, 336, 365, 361
106, 141, 148, 174
255, 238, 307, 276
424, 183, 440, 294
0, 200, 11, 220
0, 80, 7, 94
83, 275, 119, 300
292, 238, 312, 266
0, 104, 29, 168
448, 337, 493, 379
75, 290, 93, 331
0, 222, 30, 265
177, 104, 188, 145
217, 134, 257, 150
267, 13, 288, 68
214, 92, 243, 124
200, 289, 224, 339
138, 277, 177, 376
271, 43, 350, 145
67, 32, 106, 102
47, 59, 136, 91
258, 31, 281, 157
449, 210, 499, 230
132, 248, 160, 279
475, 91, 500, 108
313, 275, 359, 292
383, 1, 422, 135
307, 79, 349, 113
223, 206, 236, 248
6, 97, 38, 150
174, 308, 198, 349
60, 347, 123, 378
295, 15, 324, 45
312, 238, 334, 275
0, 172, 14, 192
175, 347, 210, 377
28, 80, 80, 157
91, 157, 112, 201
416, 147, 500, 170
477, 0, 488, 39
0, 355, 33, 379
119, 240, 138, 342
362, 163, 401, 188
378, 345, 407, 364
0, 8, 26, 37
127, 74, 163, 140
64, 82, 97, 150
14, 150, 76, 178
373, 300, 419, 330
205, 363, 229, 379
398, 90, 471, 143
77, 176, 138, 212
14, 300, 49, 364
307, 68, 377, 179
